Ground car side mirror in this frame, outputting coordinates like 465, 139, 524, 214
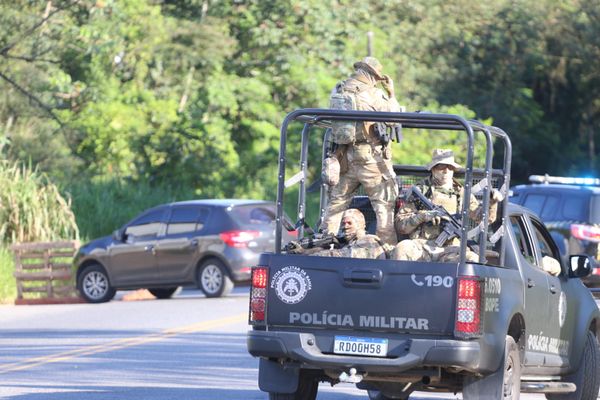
112, 229, 124, 242
567, 254, 594, 278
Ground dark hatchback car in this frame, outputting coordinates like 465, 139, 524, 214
75, 199, 296, 303
510, 175, 600, 289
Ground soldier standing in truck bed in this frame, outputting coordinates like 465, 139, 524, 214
320, 57, 401, 245
393, 149, 502, 262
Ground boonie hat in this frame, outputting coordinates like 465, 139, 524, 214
353, 57, 384, 80
426, 148, 462, 171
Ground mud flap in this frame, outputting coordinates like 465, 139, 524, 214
258, 358, 299, 393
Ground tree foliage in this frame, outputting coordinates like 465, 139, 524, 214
1, 0, 599, 237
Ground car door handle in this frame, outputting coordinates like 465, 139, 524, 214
190, 239, 199, 247
527, 278, 535, 288
550, 285, 557, 294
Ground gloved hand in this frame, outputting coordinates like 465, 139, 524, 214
285, 241, 304, 254
414, 210, 439, 225
381, 74, 395, 98
490, 189, 504, 204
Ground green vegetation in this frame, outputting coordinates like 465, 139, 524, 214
66, 179, 195, 239
0, 161, 78, 244
0, 246, 16, 303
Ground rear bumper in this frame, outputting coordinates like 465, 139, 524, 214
247, 330, 481, 373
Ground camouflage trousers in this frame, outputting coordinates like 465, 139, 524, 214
320, 160, 398, 245
392, 238, 478, 263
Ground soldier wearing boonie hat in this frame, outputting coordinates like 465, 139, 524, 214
393, 149, 503, 263
320, 57, 402, 245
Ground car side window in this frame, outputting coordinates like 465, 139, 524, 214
562, 195, 588, 221
125, 209, 164, 241
540, 195, 559, 219
510, 216, 535, 264
530, 219, 561, 263
523, 194, 545, 216
166, 206, 210, 235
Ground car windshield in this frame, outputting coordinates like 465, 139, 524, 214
229, 204, 295, 231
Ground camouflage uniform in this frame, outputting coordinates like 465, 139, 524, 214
321, 57, 401, 245
312, 233, 389, 259
393, 150, 500, 263
311, 209, 391, 259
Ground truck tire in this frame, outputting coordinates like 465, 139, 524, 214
77, 263, 116, 303
268, 370, 318, 400
546, 331, 600, 400
197, 258, 233, 298
463, 335, 520, 400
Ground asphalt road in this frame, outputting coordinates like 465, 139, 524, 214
0, 287, 554, 399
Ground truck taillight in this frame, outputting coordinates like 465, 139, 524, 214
455, 277, 482, 338
249, 267, 268, 324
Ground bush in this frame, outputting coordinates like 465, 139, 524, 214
65, 179, 196, 240
0, 161, 79, 244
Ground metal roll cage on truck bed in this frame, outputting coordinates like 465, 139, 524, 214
247, 108, 600, 400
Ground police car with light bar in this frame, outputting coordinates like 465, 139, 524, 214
510, 174, 600, 291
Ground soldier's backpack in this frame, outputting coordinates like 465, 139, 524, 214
329, 81, 363, 144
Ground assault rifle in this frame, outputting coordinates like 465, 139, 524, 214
284, 233, 346, 254
407, 186, 463, 247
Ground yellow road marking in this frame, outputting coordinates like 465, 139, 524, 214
0, 312, 247, 374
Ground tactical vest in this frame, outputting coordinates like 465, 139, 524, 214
329, 81, 367, 144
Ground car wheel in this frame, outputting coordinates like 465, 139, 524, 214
148, 287, 179, 299
77, 264, 116, 303
268, 370, 318, 400
463, 335, 520, 400
546, 331, 600, 400
197, 259, 233, 298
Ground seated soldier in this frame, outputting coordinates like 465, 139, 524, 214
288, 209, 391, 259
393, 149, 502, 263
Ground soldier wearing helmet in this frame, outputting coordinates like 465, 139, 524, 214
393, 149, 503, 263
320, 57, 401, 245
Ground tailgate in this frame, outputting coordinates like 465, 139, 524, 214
264, 254, 458, 335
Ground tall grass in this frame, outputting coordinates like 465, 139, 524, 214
0, 246, 15, 303
0, 161, 79, 243
65, 179, 196, 240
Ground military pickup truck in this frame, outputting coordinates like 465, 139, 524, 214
246, 109, 600, 400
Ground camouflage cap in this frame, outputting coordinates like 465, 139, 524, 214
426, 149, 462, 171
353, 57, 384, 80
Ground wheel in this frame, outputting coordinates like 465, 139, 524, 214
77, 264, 116, 303
268, 370, 318, 400
197, 258, 233, 298
546, 331, 600, 400
148, 287, 179, 299
463, 335, 520, 400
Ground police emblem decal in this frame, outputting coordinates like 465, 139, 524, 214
271, 266, 312, 304
558, 292, 567, 328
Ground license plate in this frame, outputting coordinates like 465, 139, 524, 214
333, 335, 388, 357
